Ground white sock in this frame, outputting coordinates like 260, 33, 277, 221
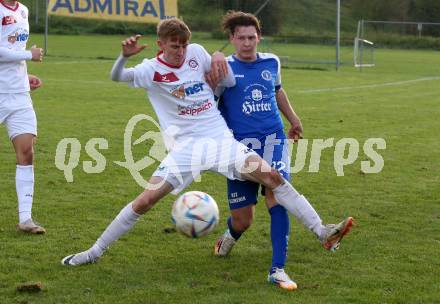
16, 165, 34, 223
272, 182, 324, 236
88, 202, 140, 259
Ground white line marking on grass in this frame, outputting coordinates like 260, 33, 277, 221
297, 77, 440, 94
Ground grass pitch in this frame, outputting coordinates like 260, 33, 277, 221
0, 34, 439, 303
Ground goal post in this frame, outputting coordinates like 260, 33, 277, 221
353, 37, 375, 68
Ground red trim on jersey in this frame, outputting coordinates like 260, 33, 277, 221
0, 1, 19, 12
156, 50, 184, 69
153, 71, 179, 83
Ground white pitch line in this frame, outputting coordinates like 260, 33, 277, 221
296, 76, 440, 94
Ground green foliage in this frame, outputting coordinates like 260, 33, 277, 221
18, 0, 440, 48
179, 0, 225, 32
369, 32, 440, 50
1, 33, 440, 303
350, 0, 440, 26
32, 15, 157, 36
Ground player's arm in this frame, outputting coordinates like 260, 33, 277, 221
0, 44, 43, 63
110, 55, 134, 82
199, 46, 235, 89
0, 17, 42, 63
205, 54, 235, 90
276, 88, 303, 141
210, 51, 228, 83
110, 35, 148, 82
211, 51, 235, 87
218, 62, 235, 87
28, 74, 42, 91
205, 64, 234, 90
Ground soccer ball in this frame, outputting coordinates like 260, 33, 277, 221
172, 191, 219, 238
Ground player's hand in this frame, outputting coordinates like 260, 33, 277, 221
288, 117, 303, 142
30, 45, 43, 62
205, 72, 219, 91
28, 74, 42, 91
122, 35, 148, 57
210, 51, 228, 84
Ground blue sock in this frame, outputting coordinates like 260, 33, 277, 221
227, 216, 242, 240
269, 204, 290, 273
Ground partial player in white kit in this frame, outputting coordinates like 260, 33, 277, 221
62, 18, 353, 267
0, 0, 45, 234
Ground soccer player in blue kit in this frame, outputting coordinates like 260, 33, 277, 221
210, 11, 354, 290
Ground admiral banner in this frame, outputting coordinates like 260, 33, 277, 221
48, 0, 178, 23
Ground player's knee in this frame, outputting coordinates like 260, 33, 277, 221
262, 169, 283, 189
16, 147, 33, 165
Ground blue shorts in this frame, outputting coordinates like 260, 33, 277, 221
227, 130, 291, 210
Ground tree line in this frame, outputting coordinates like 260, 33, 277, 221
19, 0, 440, 48
181, 0, 440, 35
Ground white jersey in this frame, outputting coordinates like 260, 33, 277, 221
129, 43, 234, 146
0, 1, 31, 93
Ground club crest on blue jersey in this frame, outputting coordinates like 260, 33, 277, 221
261, 70, 272, 81
251, 89, 263, 101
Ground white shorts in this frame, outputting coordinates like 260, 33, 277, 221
152, 131, 258, 194
0, 93, 37, 140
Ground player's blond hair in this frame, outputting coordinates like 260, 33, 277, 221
157, 18, 191, 43
222, 11, 262, 36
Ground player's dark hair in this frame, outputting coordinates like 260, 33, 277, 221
157, 18, 191, 43
222, 11, 262, 36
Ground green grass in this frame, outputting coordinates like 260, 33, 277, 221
1, 34, 439, 303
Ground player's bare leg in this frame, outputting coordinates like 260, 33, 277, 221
12, 134, 45, 234
61, 177, 174, 266
13, 133, 34, 165
214, 204, 255, 256
214, 192, 278, 256
241, 155, 353, 251
229, 205, 255, 233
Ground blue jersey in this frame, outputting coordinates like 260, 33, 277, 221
217, 53, 284, 140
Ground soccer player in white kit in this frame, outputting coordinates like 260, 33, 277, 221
62, 18, 353, 267
0, 0, 45, 234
